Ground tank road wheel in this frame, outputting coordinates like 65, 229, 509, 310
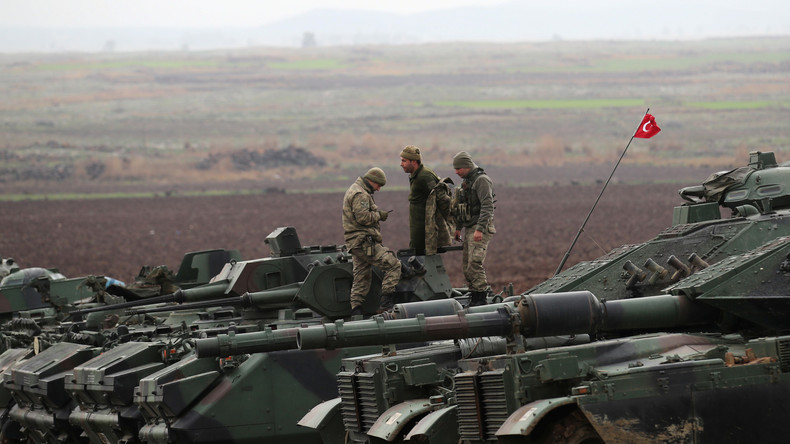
520, 409, 603, 444
0, 419, 24, 444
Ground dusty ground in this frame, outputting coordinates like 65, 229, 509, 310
1, 180, 688, 293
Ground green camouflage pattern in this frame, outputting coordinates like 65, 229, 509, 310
349, 242, 401, 307
298, 151, 790, 443
460, 225, 494, 292
0, 226, 470, 444
454, 167, 494, 232
342, 176, 384, 248
425, 177, 455, 255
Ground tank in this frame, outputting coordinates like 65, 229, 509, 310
0, 226, 467, 444
532, 150, 790, 298
129, 229, 467, 444
294, 150, 790, 443
0, 247, 242, 442
0, 248, 240, 353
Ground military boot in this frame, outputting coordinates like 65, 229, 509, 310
350, 305, 364, 317
377, 292, 396, 313
467, 291, 488, 307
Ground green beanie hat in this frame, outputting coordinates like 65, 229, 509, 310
400, 145, 421, 161
364, 167, 387, 186
452, 151, 476, 169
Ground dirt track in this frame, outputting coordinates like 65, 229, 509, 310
1, 183, 685, 293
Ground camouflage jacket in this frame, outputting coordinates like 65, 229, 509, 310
425, 177, 455, 255
455, 167, 495, 232
343, 177, 384, 249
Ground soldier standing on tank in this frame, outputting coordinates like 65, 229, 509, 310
343, 167, 402, 316
452, 151, 495, 307
400, 145, 439, 255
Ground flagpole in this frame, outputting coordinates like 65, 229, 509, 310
553, 108, 650, 276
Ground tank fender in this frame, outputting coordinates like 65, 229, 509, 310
368, 399, 432, 441
297, 397, 341, 430
495, 397, 576, 437
404, 405, 458, 443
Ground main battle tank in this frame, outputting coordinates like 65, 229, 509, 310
295, 264, 790, 442
291, 150, 790, 443
532, 150, 790, 298
0, 226, 466, 443
0, 248, 240, 352
130, 229, 468, 444
0, 248, 242, 442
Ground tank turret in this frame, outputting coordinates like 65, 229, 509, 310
532, 151, 790, 300
296, 236, 790, 443
299, 151, 790, 444
0, 226, 470, 444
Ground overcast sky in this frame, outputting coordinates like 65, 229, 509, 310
3, 0, 512, 28
7, 0, 787, 28
2, 0, 787, 52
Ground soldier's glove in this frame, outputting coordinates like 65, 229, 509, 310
379, 210, 389, 221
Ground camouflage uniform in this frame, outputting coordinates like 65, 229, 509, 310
408, 164, 439, 254
425, 178, 455, 255
343, 177, 401, 309
455, 167, 495, 292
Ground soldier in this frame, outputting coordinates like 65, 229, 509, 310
342, 167, 402, 316
452, 151, 495, 307
400, 145, 439, 255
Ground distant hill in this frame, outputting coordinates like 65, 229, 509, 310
1, 0, 789, 52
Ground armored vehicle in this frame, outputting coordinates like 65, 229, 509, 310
0, 226, 464, 444
293, 150, 790, 443
0, 247, 242, 442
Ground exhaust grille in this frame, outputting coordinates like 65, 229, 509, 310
456, 370, 509, 442
778, 338, 790, 372
456, 372, 484, 441
338, 372, 360, 431
338, 372, 382, 432
479, 371, 509, 437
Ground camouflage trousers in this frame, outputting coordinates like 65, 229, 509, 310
349, 242, 401, 309
461, 226, 493, 292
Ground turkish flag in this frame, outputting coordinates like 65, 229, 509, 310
634, 113, 661, 138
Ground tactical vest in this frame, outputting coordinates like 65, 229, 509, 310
456, 168, 490, 225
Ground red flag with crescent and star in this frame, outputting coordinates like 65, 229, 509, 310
634, 113, 661, 138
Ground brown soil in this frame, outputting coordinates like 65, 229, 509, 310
1, 182, 687, 293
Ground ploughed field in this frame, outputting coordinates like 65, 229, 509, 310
2, 182, 683, 293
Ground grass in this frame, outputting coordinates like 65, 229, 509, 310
36, 60, 220, 71
428, 99, 646, 109
2, 37, 790, 199
267, 59, 347, 70
685, 101, 782, 110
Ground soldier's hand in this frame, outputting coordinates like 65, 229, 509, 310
379, 210, 389, 221
454, 230, 462, 242
473, 230, 483, 242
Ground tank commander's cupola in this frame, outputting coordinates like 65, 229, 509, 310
675, 151, 790, 225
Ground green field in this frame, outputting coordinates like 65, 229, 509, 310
1, 37, 789, 196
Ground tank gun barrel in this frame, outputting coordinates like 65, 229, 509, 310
239, 283, 301, 308
195, 328, 299, 357
297, 291, 721, 350
67, 292, 178, 317
125, 296, 242, 315
67, 279, 231, 318
298, 307, 516, 350
123, 283, 305, 317
194, 298, 467, 357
